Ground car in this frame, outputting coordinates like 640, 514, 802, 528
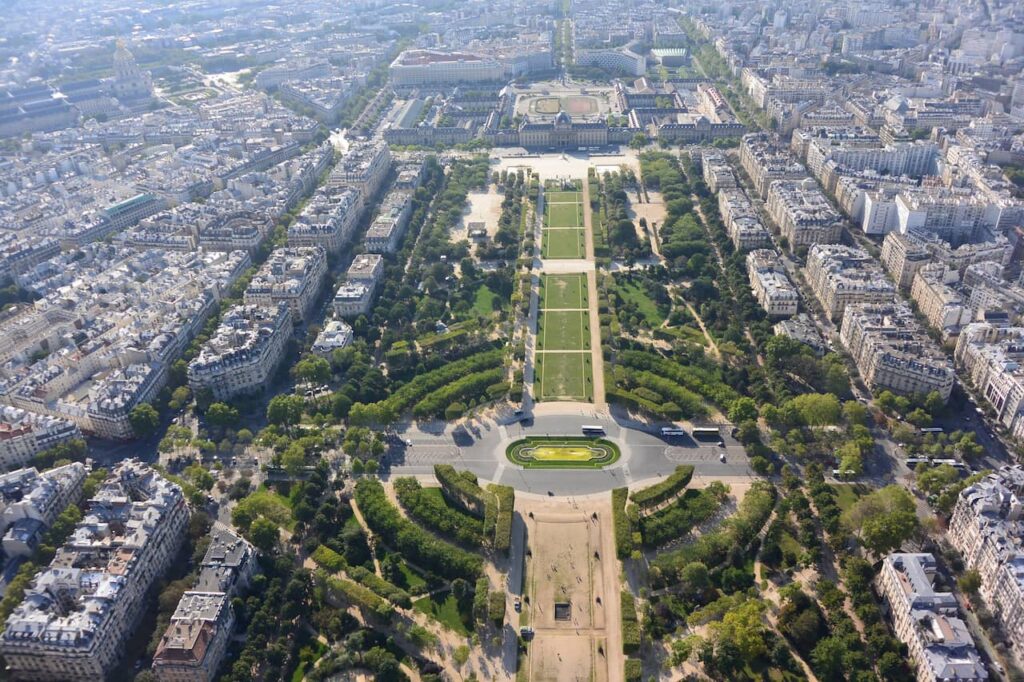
719, 453, 727, 463
514, 598, 522, 612
404, 438, 413, 446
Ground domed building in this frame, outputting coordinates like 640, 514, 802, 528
517, 109, 609, 149
111, 40, 153, 102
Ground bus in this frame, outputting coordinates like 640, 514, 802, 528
920, 427, 944, 434
661, 427, 687, 437
905, 457, 930, 466
932, 459, 968, 469
691, 427, 721, 442
581, 425, 605, 436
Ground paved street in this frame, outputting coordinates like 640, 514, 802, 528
381, 407, 753, 494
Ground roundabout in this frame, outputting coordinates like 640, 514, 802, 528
506, 436, 620, 469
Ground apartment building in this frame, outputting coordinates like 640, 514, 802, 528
955, 324, 1024, 438
881, 231, 933, 290
243, 246, 327, 322
332, 254, 385, 319
701, 151, 737, 193
187, 303, 293, 401
287, 188, 363, 255
153, 526, 256, 682
880, 228, 1011, 291
364, 190, 414, 254
963, 262, 1024, 321
0, 463, 85, 559
0, 407, 81, 472
0, 463, 189, 680
910, 263, 972, 337
767, 179, 844, 249
948, 466, 1024, 665
327, 142, 392, 202
896, 188, 998, 244
806, 244, 895, 320
719, 189, 771, 251
840, 302, 954, 402
877, 553, 988, 682
739, 132, 808, 199
746, 250, 799, 317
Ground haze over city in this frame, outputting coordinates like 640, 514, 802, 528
0, 0, 1023, 680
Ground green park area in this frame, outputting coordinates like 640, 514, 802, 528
542, 273, 588, 309
534, 352, 593, 401
506, 436, 620, 469
542, 187, 586, 259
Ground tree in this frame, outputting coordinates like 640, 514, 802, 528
957, 569, 982, 596
679, 561, 711, 598
129, 403, 160, 438
846, 485, 920, 555
281, 443, 307, 478
629, 132, 649, 149
295, 355, 331, 385
249, 517, 279, 552
728, 397, 758, 424
267, 394, 304, 430
206, 402, 239, 428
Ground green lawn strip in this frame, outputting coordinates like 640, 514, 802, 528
541, 273, 587, 310
537, 310, 588, 351
413, 591, 473, 635
546, 202, 584, 227
471, 284, 501, 317
832, 483, 867, 514
542, 228, 585, 259
546, 191, 581, 203
537, 351, 591, 401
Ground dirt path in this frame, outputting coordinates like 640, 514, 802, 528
684, 301, 721, 361
586, 269, 607, 408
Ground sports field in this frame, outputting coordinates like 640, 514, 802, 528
542, 188, 585, 259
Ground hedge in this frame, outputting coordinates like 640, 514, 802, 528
639, 485, 726, 548
630, 465, 694, 509
625, 659, 642, 682
394, 477, 485, 546
347, 565, 413, 609
487, 590, 506, 626
412, 367, 505, 418
473, 577, 490, 624
621, 590, 641, 654
378, 349, 503, 415
618, 349, 739, 409
612, 487, 634, 559
320, 571, 389, 615
435, 465, 492, 517
311, 545, 347, 573
354, 479, 483, 581
490, 484, 515, 552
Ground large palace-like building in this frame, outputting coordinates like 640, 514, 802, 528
516, 111, 609, 149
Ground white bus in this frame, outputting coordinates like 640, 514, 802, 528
661, 427, 687, 437
691, 427, 721, 442
581, 425, 605, 436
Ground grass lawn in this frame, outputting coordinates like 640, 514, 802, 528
778, 530, 802, 559
546, 191, 581, 203
542, 273, 587, 310
413, 591, 473, 635
536, 352, 593, 401
546, 202, 583, 227
235, 488, 295, 531
542, 228, 585, 259
833, 484, 866, 514
538, 310, 588, 351
396, 560, 429, 594
471, 284, 501, 317
615, 278, 665, 326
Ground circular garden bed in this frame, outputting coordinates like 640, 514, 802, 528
506, 436, 621, 469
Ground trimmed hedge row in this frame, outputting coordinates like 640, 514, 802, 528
393, 477, 485, 546
639, 485, 727, 548
612, 487, 634, 559
630, 465, 694, 509
355, 478, 483, 581
347, 565, 413, 609
435, 464, 492, 517
320, 571, 389, 616
412, 367, 505, 419
487, 590, 506, 625
490, 484, 515, 552
311, 545, 346, 573
380, 349, 503, 416
618, 350, 739, 409
625, 659, 642, 682
621, 590, 641, 654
